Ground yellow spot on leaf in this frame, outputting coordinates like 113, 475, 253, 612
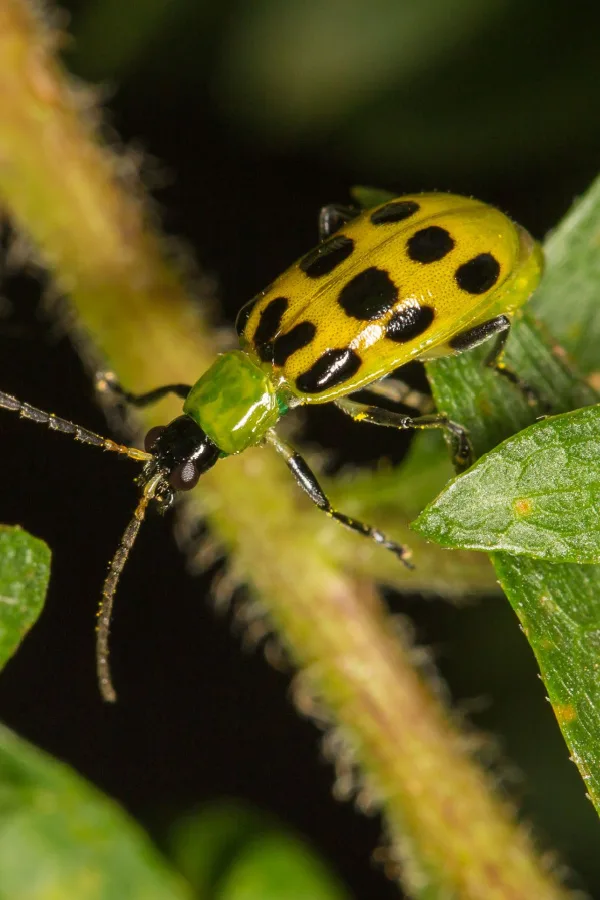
514, 497, 533, 516
555, 703, 577, 724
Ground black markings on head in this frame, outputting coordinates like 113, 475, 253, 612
253, 296, 288, 361
386, 304, 435, 343
273, 322, 317, 366
338, 266, 398, 321
407, 226, 455, 263
299, 235, 355, 279
235, 297, 258, 336
455, 253, 501, 294
296, 349, 361, 394
370, 200, 420, 225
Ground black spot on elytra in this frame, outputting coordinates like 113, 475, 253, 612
253, 296, 288, 361
370, 200, 420, 225
407, 226, 454, 263
296, 349, 361, 394
273, 322, 317, 366
455, 253, 501, 294
299, 235, 355, 279
235, 297, 258, 336
386, 304, 435, 343
338, 267, 398, 321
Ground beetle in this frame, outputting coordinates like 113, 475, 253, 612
0, 192, 543, 699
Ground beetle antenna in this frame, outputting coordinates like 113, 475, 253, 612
96, 474, 161, 702
0, 390, 152, 464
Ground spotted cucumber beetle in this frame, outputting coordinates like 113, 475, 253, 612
0, 192, 543, 701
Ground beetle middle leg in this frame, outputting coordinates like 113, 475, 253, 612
335, 397, 472, 470
361, 377, 434, 413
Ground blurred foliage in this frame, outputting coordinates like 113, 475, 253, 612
0, 725, 350, 900
0, 531, 346, 898
0, 528, 183, 900
0, 526, 49, 669
0, 726, 192, 900
170, 801, 351, 900
0, 540, 346, 900
66, 0, 600, 191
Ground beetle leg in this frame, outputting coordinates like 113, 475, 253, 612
335, 397, 472, 471
265, 430, 413, 567
96, 371, 192, 407
361, 377, 434, 412
449, 315, 539, 406
318, 204, 359, 240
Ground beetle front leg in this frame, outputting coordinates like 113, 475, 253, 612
96, 371, 191, 407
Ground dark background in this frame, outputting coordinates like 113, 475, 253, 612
1, 1, 600, 896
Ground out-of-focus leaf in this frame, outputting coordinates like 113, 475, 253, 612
218, 832, 350, 900
217, 0, 505, 138
414, 405, 600, 563
169, 801, 351, 900
69, 0, 188, 79
214, 0, 600, 181
0, 525, 49, 671
350, 185, 397, 208
169, 801, 264, 897
0, 725, 191, 900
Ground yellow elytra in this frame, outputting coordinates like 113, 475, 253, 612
236, 193, 543, 404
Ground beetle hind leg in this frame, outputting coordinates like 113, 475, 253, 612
449, 315, 540, 407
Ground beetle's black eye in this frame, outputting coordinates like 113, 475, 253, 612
144, 425, 166, 453
168, 459, 200, 491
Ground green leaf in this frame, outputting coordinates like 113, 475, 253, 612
169, 801, 265, 897
493, 554, 600, 810
169, 801, 351, 900
532, 171, 600, 375
218, 831, 350, 900
0, 724, 191, 900
218, 0, 515, 142
419, 171, 600, 812
350, 185, 397, 209
0, 525, 50, 671
414, 404, 600, 563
